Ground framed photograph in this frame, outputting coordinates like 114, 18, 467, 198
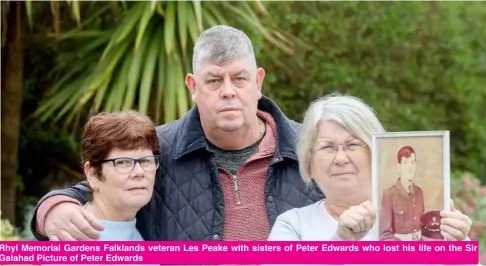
371, 131, 450, 241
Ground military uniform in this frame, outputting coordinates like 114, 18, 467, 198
379, 179, 425, 240
420, 210, 444, 240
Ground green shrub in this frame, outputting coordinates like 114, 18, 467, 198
0, 211, 22, 240
256, 1, 486, 183
451, 172, 486, 263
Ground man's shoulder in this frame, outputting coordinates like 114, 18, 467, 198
288, 119, 302, 132
289, 119, 301, 128
155, 119, 183, 144
258, 95, 301, 132
383, 184, 399, 194
413, 183, 424, 194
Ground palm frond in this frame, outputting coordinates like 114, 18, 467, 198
35, 1, 297, 134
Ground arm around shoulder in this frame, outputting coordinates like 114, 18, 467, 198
30, 181, 91, 240
268, 209, 302, 241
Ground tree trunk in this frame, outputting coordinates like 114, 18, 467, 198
1, 1, 24, 224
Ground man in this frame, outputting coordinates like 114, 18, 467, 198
379, 145, 425, 241
30, 25, 324, 241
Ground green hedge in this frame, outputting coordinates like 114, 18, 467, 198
255, 1, 486, 182
451, 172, 486, 262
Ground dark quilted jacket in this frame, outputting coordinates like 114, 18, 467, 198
30, 96, 324, 241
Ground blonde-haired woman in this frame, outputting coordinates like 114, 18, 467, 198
268, 94, 477, 266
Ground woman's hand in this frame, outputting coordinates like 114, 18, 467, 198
440, 199, 472, 241
336, 201, 376, 240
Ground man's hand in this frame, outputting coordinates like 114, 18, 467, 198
44, 202, 104, 240
336, 201, 376, 240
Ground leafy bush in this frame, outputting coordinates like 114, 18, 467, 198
256, 1, 486, 183
451, 172, 486, 263
0, 211, 21, 240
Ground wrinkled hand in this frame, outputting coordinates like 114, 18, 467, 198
336, 201, 376, 240
44, 202, 104, 241
440, 199, 472, 241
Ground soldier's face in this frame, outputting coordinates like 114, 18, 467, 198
399, 154, 416, 181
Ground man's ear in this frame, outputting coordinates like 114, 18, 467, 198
185, 74, 197, 103
256, 68, 265, 99
84, 161, 99, 191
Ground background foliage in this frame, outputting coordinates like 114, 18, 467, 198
256, 1, 486, 182
451, 172, 486, 259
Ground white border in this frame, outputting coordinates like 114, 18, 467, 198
371, 130, 450, 240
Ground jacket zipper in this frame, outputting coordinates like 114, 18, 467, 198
232, 175, 242, 206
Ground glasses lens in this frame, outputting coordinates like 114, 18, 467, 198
114, 158, 135, 173
140, 156, 159, 171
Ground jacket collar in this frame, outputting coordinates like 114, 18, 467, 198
173, 95, 299, 162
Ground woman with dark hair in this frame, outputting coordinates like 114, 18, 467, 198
42, 110, 160, 242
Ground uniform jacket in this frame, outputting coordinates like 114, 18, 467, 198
379, 179, 425, 240
30, 96, 324, 241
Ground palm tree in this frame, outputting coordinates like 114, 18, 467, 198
33, 1, 296, 133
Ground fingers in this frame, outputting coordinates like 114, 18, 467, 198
82, 210, 105, 231
440, 201, 471, 241
67, 222, 95, 241
49, 235, 60, 241
361, 201, 376, 227
45, 202, 102, 241
361, 201, 376, 218
441, 210, 471, 225
441, 230, 455, 241
440, 210, 463, 220
340, 214, 361, 233
440, 216, 470, 240
440, 209, 472, 238
441, 226, 465, 241
449, 199, 456, 212
58, 230, 76, 241
68, 210, 103, 240
340, 202, 375, 233
441, 217, 469, 236
347, 207, 368, 232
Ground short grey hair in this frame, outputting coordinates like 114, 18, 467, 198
297, 93, 386, 182
192, 25, 257, 75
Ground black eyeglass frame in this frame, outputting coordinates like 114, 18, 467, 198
97, 155, 160, 174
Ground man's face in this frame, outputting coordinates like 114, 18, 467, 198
398, 153, 416, 182
185, 57, 265, 132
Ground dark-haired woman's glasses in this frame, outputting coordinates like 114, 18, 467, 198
99, 155, 160, 174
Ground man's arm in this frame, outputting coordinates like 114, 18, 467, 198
30, 181, 91, 240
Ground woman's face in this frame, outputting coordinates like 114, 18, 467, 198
309, 120, 371, 203
87, 148, 157, 214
